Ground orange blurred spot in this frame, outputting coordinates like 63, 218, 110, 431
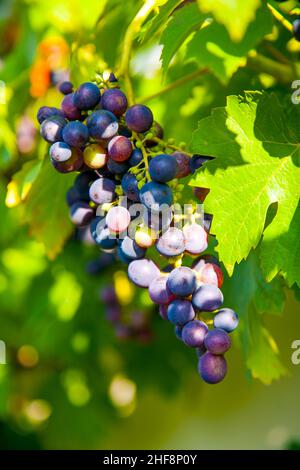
29, 59, 51, 98
17, 345, 39, 368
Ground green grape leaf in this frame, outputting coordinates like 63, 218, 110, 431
222, 251, 286, 384
190, 92, 300, 281
186, 5, 273, 83
6, 160, 42, 207
139, 0, 182, 43
23, 159, 75, 259
160, 2, 204, 74
197, 0, 262, 42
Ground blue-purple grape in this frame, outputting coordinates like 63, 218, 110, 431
59, 81, 73, 95
61, 93, 82, 120
49, 142, 72, 162
62, 121, 89, 148
89, 178, 116, 204
198, 352, 227, 384
156, 227, 185, 257
87, 110, 118, 140
121, 173, 140, 202
213, 308, 239, 332
149, 154, 178, 183
128, 259, 160, 288
192, 284, 224, 312
74, 82, 101, 110
183, 223, 208, 255
167, 300, 195, 326
108, 135, 132, 162
159, 304, 168, 320
189, 154, 213, 174
167, 266, 197, 297
70, 201, 94, 226
40, 115, 67, 143
51, 148, 83, 173
148, 275, 174, 305
139, 181, 173, 212
175, 325, 183, 340
204, 328, 231, 355
107, 158, 130, 175
125, 104, 153, 133
171, 151, 191, 179
129, 149, 143, 167
37, 106, 64, 124
101, 88, 127, 117
119, 236, 146, 260
181, 320, 208, 348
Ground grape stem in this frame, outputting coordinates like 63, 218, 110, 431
152, 137, 192, 156
267, 2, 293, 33
133, 132, 151, 181
118, 0, 157, 105
139, 68, 209, 103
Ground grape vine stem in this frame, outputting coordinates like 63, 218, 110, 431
152, 137, 192, 156
139, 68, 209, 103
267, 2, 293, 33
119, 0, 157, 105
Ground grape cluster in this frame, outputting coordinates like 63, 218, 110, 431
37, 73, 238, 384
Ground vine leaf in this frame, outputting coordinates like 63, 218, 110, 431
197, 0, 262, 42
186, 4, 273, 83
23, 159, 75, 260
222, 251, 286, 384
139, 0, 182, 44
160, 2, 204, 74
190, 92, 300, 284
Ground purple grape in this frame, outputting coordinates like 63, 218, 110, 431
51, 148, 83, 173
37, 106, 64, 124
213, 308, 239, 332
203, 213, 213, 234
121, 173, 140, 202
125, 104, 153, 133
149, 154, 178, 183
106, 206, 131, 233
70, 201, 94, 226
62, 121, 89, 148
40, 115, 67, 143
66, 186, 82, 206
144, 208, 172, 232
167, 266, 197, 297
90, 216, 106, 244
106, 305, 122, 323
107, 158, 130, 175
118, 125, 132, 138
49, 142, 72, 162
175, 325, 183, 340
109, 72, 118, 83
108, 135, 132, 162
171, 151, 191, 178
89, 178, 116, 204
119, 236, 146, 260
181, 320, 208, 347
61, 93, 82, 120
59, 81, 73, 95
128, 259, 160, 288
192, 284, 224, 312
194, 187, 210, 203
74, 170, 98, 198
156, 227, 185, 257
139, 181, 173, 212
183, 223, 208, 255
198, 352, 227, 384
159, 304, 168, 320
129, 148, 143, 167
189, 154, 213, 174
101, 89, 128, 117
74, 82, 101, 110
196, 344, 207, 357
167, 300, 195, 326
148, 275, 175, 305
87, 110, 118, 140
204, 328, 231, 355
192, 255, 220, 271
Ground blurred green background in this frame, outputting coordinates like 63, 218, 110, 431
0, 0, 300, 450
